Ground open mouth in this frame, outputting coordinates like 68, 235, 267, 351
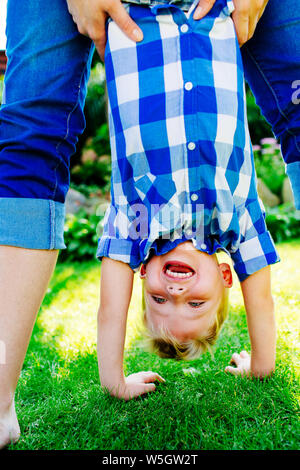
162, 261, 195, 280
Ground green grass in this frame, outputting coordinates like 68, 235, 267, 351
10, 240, 300, 450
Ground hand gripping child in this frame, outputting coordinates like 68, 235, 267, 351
96, 0, 280, 400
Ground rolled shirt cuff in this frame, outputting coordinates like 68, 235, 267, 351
231, 231, 280, 282
96, 235, 140, 272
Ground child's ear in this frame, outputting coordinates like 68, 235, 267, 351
219, 263, 233, 288
140, 263, 146, 279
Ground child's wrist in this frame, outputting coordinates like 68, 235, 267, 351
249, 366, 275, 379
250, 354, 275, 379
101, 377, 127, 397
100, 371, 126, 390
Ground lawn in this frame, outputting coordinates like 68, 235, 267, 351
9, 240, 300, 450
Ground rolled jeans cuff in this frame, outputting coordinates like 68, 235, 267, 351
286, 162, 300, 210
0, 198, 66, 250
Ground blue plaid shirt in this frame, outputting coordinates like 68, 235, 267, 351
96, 0, 280, 281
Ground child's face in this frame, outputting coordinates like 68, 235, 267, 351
139, 241, 232, 342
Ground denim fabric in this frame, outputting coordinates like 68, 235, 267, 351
0, 0, 95, 249
122, 0, 195, 12
0, 0, 299, 252
241, 0, 300, 210
0, 198, 65, 249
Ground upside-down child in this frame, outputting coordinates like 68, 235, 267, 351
96, 0, 280, 399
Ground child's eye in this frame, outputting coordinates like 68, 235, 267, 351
189, 301, 204, 308
152, 296, 166, 304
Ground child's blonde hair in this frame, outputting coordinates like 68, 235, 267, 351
140, 279, 229, 360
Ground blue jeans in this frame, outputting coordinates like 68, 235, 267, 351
0, 0, 299, 251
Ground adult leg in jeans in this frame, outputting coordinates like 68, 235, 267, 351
241, 0, 300, 210
0, 0, 94, 447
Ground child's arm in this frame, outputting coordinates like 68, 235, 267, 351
97, 257, 164, 400
225, 265, 276, 378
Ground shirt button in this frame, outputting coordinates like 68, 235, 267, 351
201, 243, 207, 250
186, 230, 192, 236
188, 142, 196, 150
180, 24, 189, 33
191, 193, 198, 201
184, 82, 193, 91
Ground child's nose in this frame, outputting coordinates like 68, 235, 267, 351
166, 285, 186, 296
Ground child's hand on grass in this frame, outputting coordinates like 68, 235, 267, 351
105, 371, 165, 401
225, 350, 251, 376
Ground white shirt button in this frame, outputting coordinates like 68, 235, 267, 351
186, 230, 192, 236
184, 81, 193, 91
188, 142, 196, 150
180, 24, 189, 33
191, 193, 198, 201
201, 243, 207, 250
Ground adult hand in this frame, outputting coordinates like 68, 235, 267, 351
193, 0, 269, 46
225, 350, 251, 376
66, 0, 144, 61
103, 371, 165, 401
